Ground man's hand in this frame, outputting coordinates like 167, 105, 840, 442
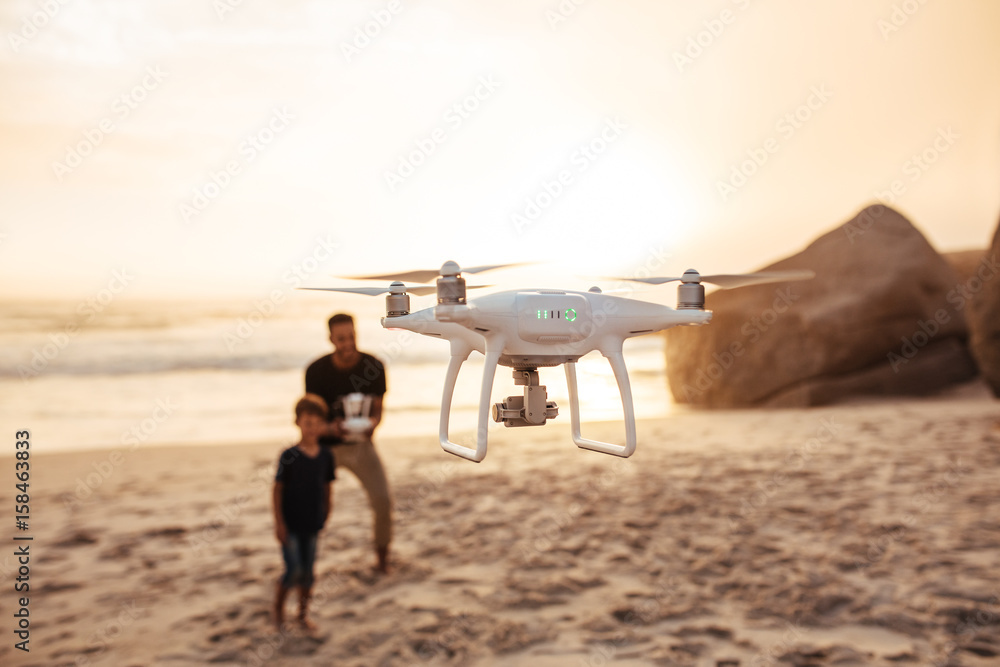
327, 420, 346, 438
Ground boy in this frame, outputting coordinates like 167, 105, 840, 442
273, 394, 335, 630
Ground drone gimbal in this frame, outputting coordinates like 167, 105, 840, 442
491, 369, 559, 428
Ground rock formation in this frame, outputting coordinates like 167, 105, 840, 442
665, 205, 978, 407
967, 218, 1000, 396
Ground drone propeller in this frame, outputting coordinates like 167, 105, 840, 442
347, 261, 526, 285
609, 268, 815, 310
300, 284, 438, 297
617, 269, 815, 289
301, 282, 493, 298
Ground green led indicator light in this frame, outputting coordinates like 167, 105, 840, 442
565, 308, 577, 322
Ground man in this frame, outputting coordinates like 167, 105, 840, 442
305, 313, 392, 573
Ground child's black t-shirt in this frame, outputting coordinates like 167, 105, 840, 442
275, 445, 335, 533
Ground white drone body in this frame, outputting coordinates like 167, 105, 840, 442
307, 261, 811, 462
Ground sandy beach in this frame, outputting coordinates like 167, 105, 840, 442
4, 1, 1000, 665
3, 382, 999, 667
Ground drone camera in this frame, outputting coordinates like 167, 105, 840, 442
492, 395, 559, 427
491, 369, 559, 427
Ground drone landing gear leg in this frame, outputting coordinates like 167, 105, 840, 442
439, 338, 503, 462
565, 345, 637, 458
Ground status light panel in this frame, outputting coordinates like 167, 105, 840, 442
516, 293, 590, 343
534, 308, 577, 321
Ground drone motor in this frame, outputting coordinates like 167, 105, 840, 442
385, 282, 410, 317
436, 260, 467, 305
676, 269, 706, 310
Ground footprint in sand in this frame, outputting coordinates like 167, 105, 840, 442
143, 526, 188, 539
53, 530, 99, 548
37, 580, 83, 594
99, 540, 138, 560
208, 627, 252, 643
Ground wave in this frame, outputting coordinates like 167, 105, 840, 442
1, 299, 668, 381
3, 347, 667, 380
2, 352, 315, 379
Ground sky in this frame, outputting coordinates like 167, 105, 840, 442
1, 0, 999, 304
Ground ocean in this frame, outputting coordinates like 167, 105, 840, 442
1, 297, 675, 454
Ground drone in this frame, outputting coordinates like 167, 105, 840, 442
305, 262, 812, 462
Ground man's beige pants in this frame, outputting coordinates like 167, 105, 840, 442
333, 440, 392, 548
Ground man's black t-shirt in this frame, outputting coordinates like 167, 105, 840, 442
305, 352, 387, 446
275, 445, 335, 533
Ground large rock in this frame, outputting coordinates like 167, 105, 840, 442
968, 219, 1000, 396
665, 205, 978, 408
944, 249, 990, 284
